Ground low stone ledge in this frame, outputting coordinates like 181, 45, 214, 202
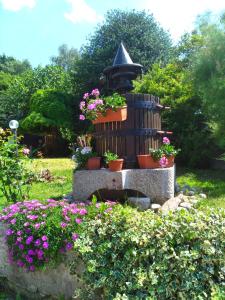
73, 167, 175, 204
0, 223, 84, 300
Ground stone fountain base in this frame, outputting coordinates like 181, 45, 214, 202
73, 167, 174, 205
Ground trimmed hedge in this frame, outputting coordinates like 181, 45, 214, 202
73, 206, 225, 299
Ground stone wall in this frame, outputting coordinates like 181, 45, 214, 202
0, 223, 83, 299
73, 167, 175, 204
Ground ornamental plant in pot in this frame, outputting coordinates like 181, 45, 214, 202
72, 135, 101, 170
104, 151, 124, 172
137, 137, 179, 169
79, 89, 127, 124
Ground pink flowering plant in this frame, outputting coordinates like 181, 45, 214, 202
0, 128, 34, 203
150, 137, 180, 167
0, 197, 117, 272
79, 89, 126, 121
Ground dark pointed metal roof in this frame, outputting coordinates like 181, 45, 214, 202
113, 42, 133, 66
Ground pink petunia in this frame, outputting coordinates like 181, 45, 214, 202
79, 208, 87, 215
95, 99, 103, 105
80, 101, 86, 110
91, 88, 100, 97
61, 222, 67, 228
28, 249, 35, 256
6, 229, 14, 236
29, 265, 35, 272
34, 223, 40, 230
41, 235, 48, 241
25, 255, 33, 264
75, 218, 82, 224
83, 92, 89, 99
26, 236, 33, 245
19, 244, 24, 250
163, 137, 170, 145
79, 114, 85, 121
43, 242, 49, 249
87, 103, 96, 110
72, 233, 79, 241
65, 242, 73, 251
35, 239, 41, 247
159, 156, 168, 168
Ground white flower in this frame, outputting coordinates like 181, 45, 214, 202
76, 148, 80, 152
71, 155, 77, 161
81, 146, 92, 155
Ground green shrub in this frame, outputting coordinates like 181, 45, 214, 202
73, 206, 225, 299
0, 128, 33, 203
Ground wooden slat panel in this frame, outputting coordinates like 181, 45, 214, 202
94, 93, 163, 168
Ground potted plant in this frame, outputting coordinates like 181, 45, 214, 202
72, 135, 101, 170
79, 89, 127, 124
104, 151, 124, 172
137, 137, 179, 169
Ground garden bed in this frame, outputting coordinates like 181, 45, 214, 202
0, 199, 225, 299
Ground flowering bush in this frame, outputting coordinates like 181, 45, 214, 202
0, 128, 34, 203
72, 135, 97, 169
0, 198, 116, 272
79, 89, 126, 121
150, 136, 180, 167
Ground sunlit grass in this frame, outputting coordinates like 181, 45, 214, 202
176, 168, 225, 209
1, 159, 225, 209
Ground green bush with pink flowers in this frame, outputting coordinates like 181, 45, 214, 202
0, 198, 116, 272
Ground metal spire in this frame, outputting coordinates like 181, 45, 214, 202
113, 42, 133, 66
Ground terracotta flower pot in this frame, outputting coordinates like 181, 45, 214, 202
92, 106, 127, 124
166, 156, 174, 167
87, 157, 101, 170
108, 159, 124, 172
137, 155, 160, 169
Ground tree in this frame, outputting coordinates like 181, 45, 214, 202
21, 89, 74, 136
134, 63, 214, 167
0, 65, 73, 127
0, 54, 31, 75
51, 44, 80, 73
192, 14, 225, 148
0, 71, 13, 91
74, 9, 173, 93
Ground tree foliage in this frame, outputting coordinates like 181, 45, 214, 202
51, 44, 80, 73
75, 9, 173, 92
134, 62, 214, 167
192, 14, 225, 148
21, 89, 74, 135
0, 54, 31, 75
0, 66, 73, 127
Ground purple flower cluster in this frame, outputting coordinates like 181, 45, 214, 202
0, 199, 116, 272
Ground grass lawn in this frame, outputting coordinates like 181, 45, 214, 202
177, 167, 225, 209
0, 158, 225, 209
